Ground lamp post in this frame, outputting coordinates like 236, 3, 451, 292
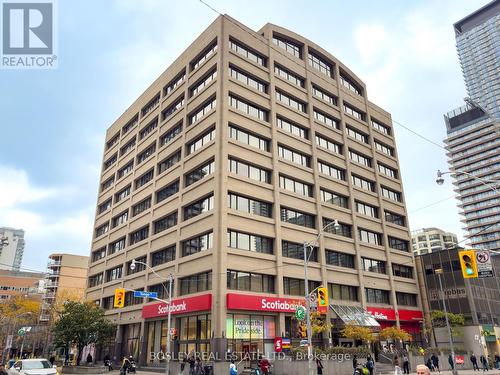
303, 219, 340, 375
130, 259, 173, 375
436, 169, 499, 193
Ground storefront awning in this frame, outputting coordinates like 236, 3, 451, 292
330, 304, 380, 327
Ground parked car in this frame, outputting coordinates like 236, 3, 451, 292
8, 359, 57, 375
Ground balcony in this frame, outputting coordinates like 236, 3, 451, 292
39, 314, 51, 322
46, 282, 59, 288
43, 293, 56, 299
47, 260, 61, 268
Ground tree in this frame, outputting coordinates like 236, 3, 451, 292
431, 310, 464, 336
53, 301, 115, 365
310, 311, 332, 335
341, 322, 375, 344
379, 326, 411, 342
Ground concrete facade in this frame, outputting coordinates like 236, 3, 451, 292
0, 227, 25, 271
411, 228, 458, 256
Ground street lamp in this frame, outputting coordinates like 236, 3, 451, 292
303, 219, 340, 375
436, 170, 499, 192
129, 259, 173, 375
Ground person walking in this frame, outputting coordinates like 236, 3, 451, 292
402, 353, 410, 374
448, 354, 454, 371
480, 355, 489, 371
353, 354, 358, 374
471, 354, 480, 371
431, 354, 440, 373
366, 355, 375, 375
394, 355, 403, 375
494, 354, 500, 370
194, 358, 205, 375
229, 360, 238, 375
316, 357, 324, 375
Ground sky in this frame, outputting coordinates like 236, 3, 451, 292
0, 0, 490, 272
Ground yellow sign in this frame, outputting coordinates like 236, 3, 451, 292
459, 250, 478, 279
114, 288, 125, 308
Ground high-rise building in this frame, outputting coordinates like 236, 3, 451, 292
411, 227, 458, 256
85, 15, 422, 365
0, 227, 25, 271
454, 0, 500, 120
0, 270, 45, 300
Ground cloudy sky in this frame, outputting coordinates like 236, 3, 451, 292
0, 0, 489, 272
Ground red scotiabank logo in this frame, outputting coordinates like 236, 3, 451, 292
367, 307, 423, 322
226, 293, 305, 312
274, 338, 282, 352
142, 294, 212, 319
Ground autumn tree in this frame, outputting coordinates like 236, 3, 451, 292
431, 310, 464, 336
379, 326, 411, 342
310, 311, 332, 335
341, 322, 375, 344
0, 296, 41, 352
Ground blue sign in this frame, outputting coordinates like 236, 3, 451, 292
134, 291, 158, 298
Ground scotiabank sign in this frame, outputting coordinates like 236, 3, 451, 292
367, 307, 423, 322
142, 294, 212, 319
227, 293, 305, 313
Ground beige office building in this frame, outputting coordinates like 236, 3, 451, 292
411, 227, 458, 256
85, 15, 422, 365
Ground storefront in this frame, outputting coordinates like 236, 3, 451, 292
367, 307, 424, 344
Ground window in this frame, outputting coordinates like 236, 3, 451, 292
316, 134, 342, 155
229, 39, 266, 66
228, 158, 271, 183
189, 97, 216, 125
106, 266, 123, 282
95, 223, 109, 238
132, 197, 152, 216
278, 145, 310, 167
156, 180, 179, 203
227, 230, 273, 254
343, 103, 365, 121
381, 186, 402, 202
312, 85, 337, 106
340, 74, 362, 96
279, 175, 313, 197
135, 169, 154, 189
139, 118, 158, 140
375, 141, 395, 157
330, 284, 358, 301
396, 292, 417, 306
313, 109, 339, 129
91, 247, 106, 262
185, 159, 215, 186
227, 270, 275, 293
274, 65, 304, 87
276, 116, 308, 139
151, 245, 176, 267
108, 237, 125, 255
153, 212, 178, 234
88, 273, 103, 288
282, 241, 317, 261
182, 232, 213, 257
127, 256, 146, 275
365, 288, 390, 304
280, 207, 315, 228
98, 198, 112, 214
276, 90, 306, 112
356, 201, 378, 218
283, 277, 320, 296
141, 94, 160, 117
158, 150, 181, 174
227, 193, 272, 218
122, 115, 138, 135
159, 121, 183, 147
125, 289, 144, 306
111, 210, 128, 228
349, 150, 372, 167
320, 189, 348, 208
164, 69, 186, 96
101, 176, 114, 192
130, 226, 149, 245
385, 211, 405, 227
191, 41, 217, 71
148, 283, 171, 301
352, 174, 375, 192
318, 161, 345, 180
229, 66, 267, 92
106, 133, 119, 150
308, 51, 332, 77
162, 96, 185, 121
187, 127, 216, 155
180, 271, 212, 295
229, 125, 270, 151
117, 160, 134, 179
184, 195, 214, 220
229, 95, 268, 121
115, 185, 131, 203
378, 163, 398, 179
323, 218, 352, 238
358, 228, 382, 245
388, 236, 409, 252
103, 154, 117, 171
272, 35, 301, 58
346, 126, 368, 144
120, 137, 136, 156
325, 250, 355, 268
362, 257, 386, 274
190, 68, 217, 97
372, 118, 391, 135
393, 264, 413, 279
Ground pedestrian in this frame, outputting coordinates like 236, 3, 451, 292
480, 355, 489, 371
431, 353, 440, 373
0, 365, 8, 375
353, 354, 358, 373
49, 355, 55, 366
403, 353, 410, 374
316, 357, 324, 375
194, 358, 205, 375
366, 355, 375, 375
259, 355, 270, 375
86, 353, 93, 365
494, 354, 500, 370
229, 360, 238, 375
180, 356, 187, 374
394, 355, 402, 375
448, 354, 454, 371
471, 354, 479, 371
417, 364, 431, 375
188, 356, 196, 375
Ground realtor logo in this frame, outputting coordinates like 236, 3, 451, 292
1, 0, 57, 68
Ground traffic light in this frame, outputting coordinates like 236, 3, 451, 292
317, 287, 328, 313
298, 324, 307, 338
459, 250, 478, 279
114, 288, 125, 308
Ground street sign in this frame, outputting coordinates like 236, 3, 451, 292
134, 290, 158, 298
476, 250, 493, 278
295, 305, 305, 321
5, 335, 13, 349
274, 337, 282, 353
300, 339, 308, 347
455, 355, 464, 364
281, 338, 291, 349
18, 328, 25, 337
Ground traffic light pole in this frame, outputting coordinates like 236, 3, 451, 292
436, 271, 458, 375
165, 274, 173, 375
303, 241, 313, 375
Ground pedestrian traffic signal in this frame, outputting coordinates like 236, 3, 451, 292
458, 250, 478, 279
317, 287, 328, 314
298, 324, 307, 338
114, 288, 125, 308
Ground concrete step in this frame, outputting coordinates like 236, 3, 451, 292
375, 362, 397, 375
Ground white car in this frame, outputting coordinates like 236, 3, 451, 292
8, 359, 57, 375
